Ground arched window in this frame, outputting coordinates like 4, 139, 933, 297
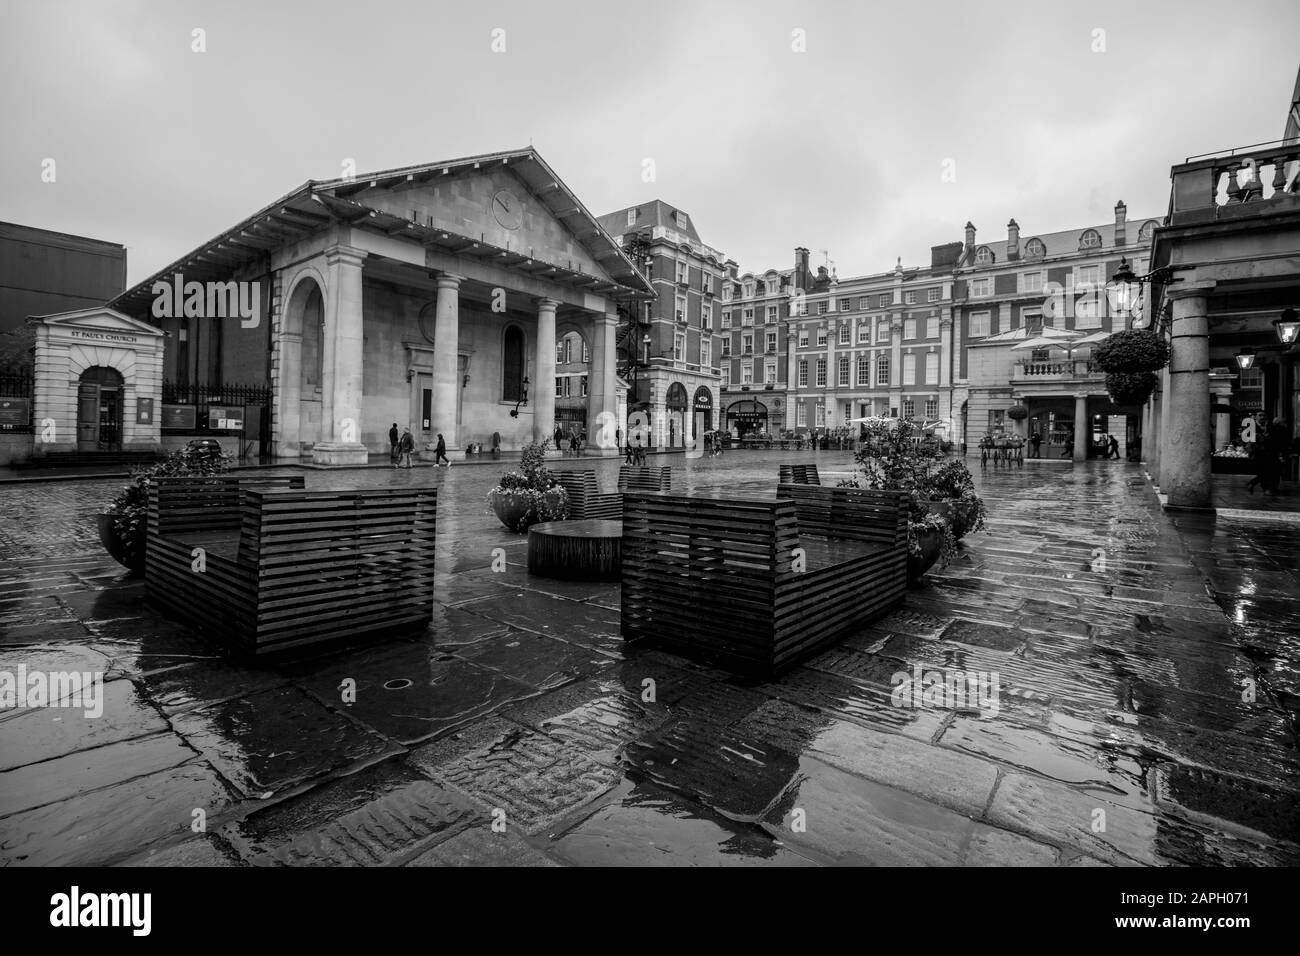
1138, 220, 1157, 242
1024, 237, 1046, 259
975, 246, 993, 265
1079, 229, 1102, 250
502, 326, 525, 401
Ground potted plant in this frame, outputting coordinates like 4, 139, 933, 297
1104, 370, 1158, 406
1093, 330, 1169, 373
99, 443, 229, 574
1006, 404, 1029, 421
919, 458, 986, 540
487, 440, 569, 532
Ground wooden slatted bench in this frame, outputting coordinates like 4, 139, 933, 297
778, 463, 821, 485
618, 465, 672, 493
553, 466, 674, 521
620, 485, 908, 677
146, 476, 437, 657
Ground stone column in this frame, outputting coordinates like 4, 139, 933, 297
589, 310, 618, 453
313, 245, 368, 465
889, 315, 903, 414
533, 297, 558, 446
1163, 284, 1213, 508
429, 274, 463, 452
277, 329, 302, 458
1073, 393, 1088, 462
939, 312, 954, 432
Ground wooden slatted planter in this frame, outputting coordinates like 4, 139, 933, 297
145, 476, 437, 657
778, 464, 821, 485
620, 484, 908, 677
553, 466, 674, 521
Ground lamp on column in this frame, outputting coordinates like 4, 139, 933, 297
1235, 347, 1256, 372
509, 375, 530, 418
1274, 308, 1300, 345
1105, 256, 1175, 331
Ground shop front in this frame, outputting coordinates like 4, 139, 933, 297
726, 398, 768, 438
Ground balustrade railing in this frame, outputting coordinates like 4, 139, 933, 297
1170, 140, 1300, 225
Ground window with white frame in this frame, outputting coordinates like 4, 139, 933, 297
742, 333, 753, 354
556, 341, 565, 364
877, 355, 890, 385
905, 291, 917, 305
722, 283, 733, 301
877, 322, 890, 343
925, 316, 939, 338
969, 311, 991, 337
971, 278, 992, 298
928, 287, 941, 302
857, 355, 870, 386
903, 399, 915, 419
839, 298, 851, 312
925, 398, 938, 419
701, 303, 711, 329
742, 308, 754, 325
1076, 264, 1101, 288
722, 338, 731, 356
798, 329, 809, 348
580, 376, 588, 397
796, 403, 807, 426
925, 352, 939, 383
838, 325, 850, 345
878, 294, 891, 308
674, 332, 685, 362
815, 358, 827, 386
815, 404, 826, 427
675, 210, 688, 229
676, 260, 690, 285
765, 277, 778, 295
1079, 229, 1102, 250
858, 323, 869, 344
1024, 237, 1046, 258
626, 208, 637, 227
766, 306, 777, 324
817, 301, 829, 315
798, 359, 808, 386
703, 272, 713, 294
765, 360, 777, 384
743, 281, 755, 297
817, 329, 828, 346
1022, 271, 1043, 294
1075, 291, 1103, 328
766, 331, 777, 352
741, 361, 753, 384
721, 310, 732, 329
975, 246, 993, 265
904, 319, 917, 340
858, 296, 870, 310
721, 364, 730, 386
838, 356, 850, 386
700, 338, 711, 369
903, 353, 916, 385
675, 296, 687, 322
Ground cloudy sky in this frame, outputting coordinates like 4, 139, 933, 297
2, 0, 1297, 286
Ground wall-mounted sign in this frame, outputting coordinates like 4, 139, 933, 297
136, 397, 154, 425
0, 398, 30, 427
208, 405, 244, 431
68, 329, 139, 344
162, 404, 196, 429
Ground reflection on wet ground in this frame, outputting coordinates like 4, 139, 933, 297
1, 451, 1298, 866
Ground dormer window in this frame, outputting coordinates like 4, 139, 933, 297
1138, 220, 1157, 242
675, 210, 688, 229
1024, 237, 1045, 259
626, 208, 637, 227
743, 281, 756, 298
1079, 229, 1102, 250
975, 246, 993, 265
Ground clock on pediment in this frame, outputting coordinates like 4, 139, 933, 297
491, 189, 523, 230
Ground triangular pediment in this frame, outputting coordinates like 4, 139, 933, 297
33, 307, 165, 337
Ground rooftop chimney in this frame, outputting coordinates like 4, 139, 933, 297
964, 222, 976, 255
1114, 201, 1127, 247
794, 247, 811, 289
1007, 219, 1020, 260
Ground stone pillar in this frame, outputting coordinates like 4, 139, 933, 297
1073, 393, 1088, 462
277, 329, 302, 457
939, 312, 954, 432
889, 315, 903, 414
313, 246, 368, 465
533, 297, 558, 446
1214, 410, 1231, 450
1163, 285, 1213, 508
589, 310, 618, 453
430, 273, 463, 452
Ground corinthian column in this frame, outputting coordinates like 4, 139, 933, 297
533, 298, 558, 445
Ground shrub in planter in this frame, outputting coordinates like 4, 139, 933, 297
1092, 330, 1169, 373
1006, 404, 1029, 421
487, 440, 569, 532
1105, 370, 1158, 406
101, 444, 230, 573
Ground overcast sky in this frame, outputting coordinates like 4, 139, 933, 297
2, 0, 1298, 286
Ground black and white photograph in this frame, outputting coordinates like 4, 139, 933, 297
0, 0, 1297, 929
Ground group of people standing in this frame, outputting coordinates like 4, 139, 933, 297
388, 423, 449, 469
1244, 415, 1293, 497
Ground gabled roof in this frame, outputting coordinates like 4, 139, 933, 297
28, 306, 164, 336
112, 148, 654, 316
597, 201, 705, 244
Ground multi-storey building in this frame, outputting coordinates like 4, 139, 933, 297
597, 201, 726, 448
954, 202, 1162, 460
788, 246, 960, 439
715, 251, 803, 437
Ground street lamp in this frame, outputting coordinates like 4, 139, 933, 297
1105, 257, 1145, 325
1274, 308, 1300, 345
508, 375, 530, 417
1235, 348, 1256, 372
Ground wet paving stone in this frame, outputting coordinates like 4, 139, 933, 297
412, 718, 619, 834
501, 678, 673, 766
171, 685, 400, 798
285, 643, 541, 745
123, 834, 242, 867
0, 620, 96, 645
1152, 764, 1300, 847
459, 591, 623, 656
758, 665, 948, 741
548, 778, 817, 866
135, 658, 289, 715
452, 630, 616, 691
406, 826, 561, 867
0, 763, 237, 866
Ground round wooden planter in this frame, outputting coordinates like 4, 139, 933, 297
528, 519, 622, 581
907, 528, 943, 584
97, 513, 146, 575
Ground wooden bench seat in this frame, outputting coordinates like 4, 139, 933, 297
553, 466, 674, 521
778, 463, 821, 485
146, 476, 437, 656
620, 484, 908, 677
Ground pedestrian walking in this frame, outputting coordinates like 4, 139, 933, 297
1029, 429, 1042, 459
633, 436, 645, 466
389, 422, 400, 466
434, 432, 450, 467
615, 427, 622, 453
1107, 435, 1120, 460
397, 427, 415, 468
